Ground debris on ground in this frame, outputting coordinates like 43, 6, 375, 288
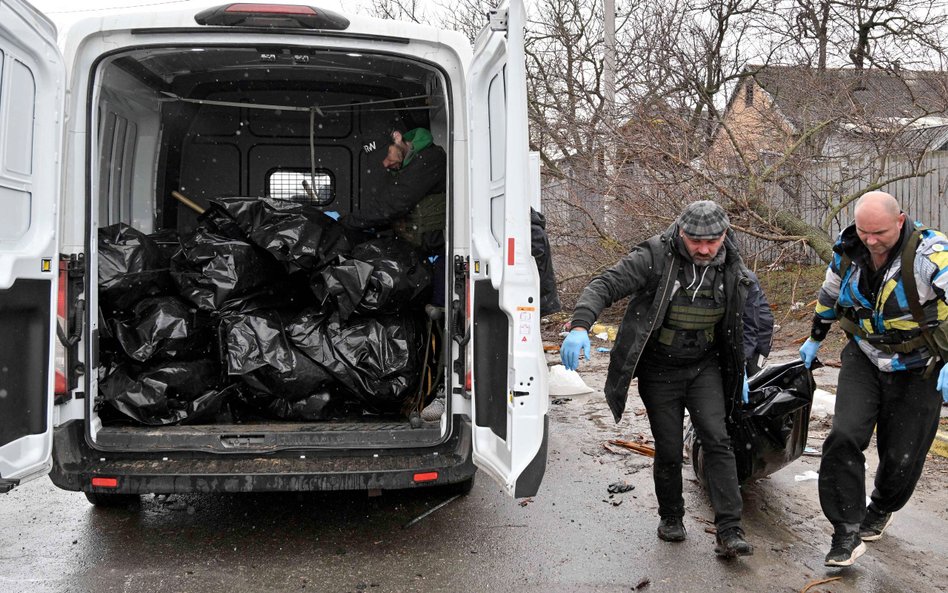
551, 397, 573, 405
800, 576, 842, 593
794, 470, 819, 482
608, 439, 656, 458
402, 495, 461, 528
518, 498, 534, 507
802, 446, 821, 457
633, 407, 647, 417
607, 481, 635, 494
634, 577, 651, 590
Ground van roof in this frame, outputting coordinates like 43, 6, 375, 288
53, 1, 471, 53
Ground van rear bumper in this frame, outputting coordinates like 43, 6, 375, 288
49, 418, 475, 494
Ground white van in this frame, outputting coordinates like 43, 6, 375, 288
0, 0, 548, 504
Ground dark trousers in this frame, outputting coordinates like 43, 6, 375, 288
638, 356, 743, 531
819, 341, 943, 530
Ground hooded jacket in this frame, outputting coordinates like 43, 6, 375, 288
344, 128, 446, 230
571, 223, 751, 422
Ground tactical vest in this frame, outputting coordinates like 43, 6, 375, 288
836, 226, 948, 366
650, 267, 725, 360
393, 191, 446, 253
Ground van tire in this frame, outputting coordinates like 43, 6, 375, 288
84, 491, 140, 508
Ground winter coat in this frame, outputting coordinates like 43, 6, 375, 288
571, 223, 751, 422
530, 208, 561, 316
344, 138, 446, 230
742, 270, 774, 363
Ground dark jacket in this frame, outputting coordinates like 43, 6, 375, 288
571, 223, 751, 422
742, 270, 774, 363
530, 208, 561, 316
344, 143, 447, 230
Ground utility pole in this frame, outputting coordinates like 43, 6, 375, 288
603, 0, 617, 233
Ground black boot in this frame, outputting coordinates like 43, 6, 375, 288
714, 527, 753, 558
657, 516, 686, 542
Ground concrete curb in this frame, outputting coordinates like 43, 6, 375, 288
931, 430, 948, 459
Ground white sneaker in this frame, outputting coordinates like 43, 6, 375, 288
421, 397, 445, 421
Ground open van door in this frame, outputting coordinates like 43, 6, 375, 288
0, 0, 65, 493
467, 0, 549, 498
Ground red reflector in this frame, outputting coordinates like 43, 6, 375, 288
413, 472, 438, 483
91, 477, 118, 488
465, 370, 472, 391
225, 3, 317, 14
507, 238, 515, 265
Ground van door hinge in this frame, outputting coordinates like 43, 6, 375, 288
488, 8, 508, 32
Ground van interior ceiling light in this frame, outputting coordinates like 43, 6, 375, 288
194, 4, 351, 30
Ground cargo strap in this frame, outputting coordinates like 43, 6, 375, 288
837, 316, 931, 354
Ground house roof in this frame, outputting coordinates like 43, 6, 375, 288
746, 65, 948, 130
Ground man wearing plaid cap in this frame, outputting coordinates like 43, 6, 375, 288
561, 200, 755, 558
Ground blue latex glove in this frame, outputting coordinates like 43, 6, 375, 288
561, 329, 591, 371
938, 364, 948, 403
324, 210, 341, 220
799, 338, 822, 369
742, 373, 750, 404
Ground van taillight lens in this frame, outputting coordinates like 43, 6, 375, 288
91, 477, 118, 488
413, 472, 438, 483
54, 259, 68, 397
226, 3, 316, 14
194, 3, 350, 29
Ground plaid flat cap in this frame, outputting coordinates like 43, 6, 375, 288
678, 200, 729, 239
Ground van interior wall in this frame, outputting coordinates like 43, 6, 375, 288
92, 50, 449, 433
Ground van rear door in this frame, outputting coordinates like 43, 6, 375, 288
467, 0, 548, 498
0, 0, 65, 492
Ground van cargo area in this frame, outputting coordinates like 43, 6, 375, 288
87, 44, 454, 453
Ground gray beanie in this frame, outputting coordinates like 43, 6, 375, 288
678, 201, 729, 239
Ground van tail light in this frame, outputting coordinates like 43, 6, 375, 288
413, 472, 438, 483
194, 4, 350, 30
90, 477, 118, 488
54, 259, 69, 398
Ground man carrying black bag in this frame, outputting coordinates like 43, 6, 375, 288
560, 200, 754, 558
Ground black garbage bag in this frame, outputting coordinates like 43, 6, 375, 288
110, 296, 212, 363
98, 224, 173, 312
220, 308, 294, 376
530, 208, 562, 316
686, 359, 818, 484
287, 309, 426, 413
241, 343, 334, 402
238, 385, 336, 421
99, 360, 230, 425
314, 237, 432, 320
210, 197, 351, 272
171, 227, 283, 311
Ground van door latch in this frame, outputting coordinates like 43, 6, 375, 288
488, 8, 508, 31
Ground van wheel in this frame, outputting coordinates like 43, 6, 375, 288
83, 491, 140, 508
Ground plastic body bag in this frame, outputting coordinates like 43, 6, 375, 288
315, 237, 432, 320
210, 197, 351, 272
111, 296, 212, 363
171, 227, 281, 311
98, 224, 173, 312
686, 359, 819, 484
99, 360, 229, 425
287, 309, 426, 413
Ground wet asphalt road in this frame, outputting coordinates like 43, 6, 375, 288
1, 353, 947, 593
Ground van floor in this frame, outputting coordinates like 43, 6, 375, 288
94, 418, 443, 452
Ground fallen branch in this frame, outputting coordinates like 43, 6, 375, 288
402, 494, 460, 528
800, 576, 842, 593
608, 439, 656, 458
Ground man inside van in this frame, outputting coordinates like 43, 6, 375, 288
560, 201, 754, 559
342, 127, 447, 257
